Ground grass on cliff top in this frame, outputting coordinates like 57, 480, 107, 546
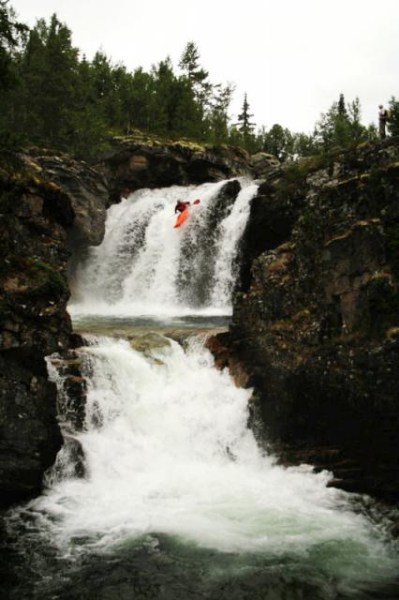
272, 139, 399, 194
0, 146, 68, 191
111, 129, 207, 152
110, 128, 247, 155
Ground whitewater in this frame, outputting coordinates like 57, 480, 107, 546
69, 179, 256, 318
3, 179, 399, 599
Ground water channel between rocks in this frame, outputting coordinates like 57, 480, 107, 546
2, 179, 399, 599
1, 315, 399, 600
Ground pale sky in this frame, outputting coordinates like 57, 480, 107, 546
9, 0, 399, 134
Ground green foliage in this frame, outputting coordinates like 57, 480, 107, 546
261, 124, 294, 161
0, 1, 28, 152
273, 161, 309, 202
179, 41, 212, 117
0, 0, 27, 88
387, 97, 399, 137
385, 222, 399, 279
1, 16, 237, 154
207, 83, 234, 144
8, 14, 85, 150
313, 94, 372, 153
179, 41, 208, 85
233, 93, 256, 151
0, 6, 396, 162
29, 259, 68, 297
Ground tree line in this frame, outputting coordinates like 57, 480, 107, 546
1, 1, 399, 162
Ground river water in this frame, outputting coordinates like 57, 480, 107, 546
2, 180, 399, 599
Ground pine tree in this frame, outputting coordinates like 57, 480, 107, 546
128, 67, 155, 131
0, 0, 27, 88
207, 83, 234, 144
314, 94, 363, 151
235, 93, 255, 150
262, 124, 294, 161
178, 41, 208, 86
0, 1, 27, 150
237, 94, 254, 135
337, 93, 347, 118
178, 41, 212, 119
16, 15, 80, 149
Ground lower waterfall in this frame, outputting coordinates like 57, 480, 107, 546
2, 179, 399, 599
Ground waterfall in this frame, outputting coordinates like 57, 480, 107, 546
70, 179, 257, 318
36, 337, 397, 584
4, 178, 399, 599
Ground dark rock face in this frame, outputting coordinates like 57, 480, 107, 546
250, 152, 280, 178
25, 148, 109, 248
0, 350, 62, 504
230, 140, 399, 502
0, 141, 257, 505
96, 138, 253, 204
237, 169, 306, 292
0, 151, 108, 505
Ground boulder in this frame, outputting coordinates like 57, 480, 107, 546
23, 148, 109, 248
250, 152, 280, 178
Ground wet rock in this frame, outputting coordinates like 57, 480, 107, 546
250, 151, 280, 178
48, 350, 87, 432
230, 138, 399, 503
0, 350, 62, 505
95, 137, 252, 204
21, 148, 109, 248
49, 434, 86, 481
0, 151, 107, 505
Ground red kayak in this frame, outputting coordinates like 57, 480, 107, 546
174, 208, 189, 228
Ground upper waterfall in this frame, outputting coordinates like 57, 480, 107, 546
69, 179, 258, 318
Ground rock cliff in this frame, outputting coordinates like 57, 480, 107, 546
0, 140, 253, 505
227, 138, 399, 502
3, 134, 399, 507
95, 134, 253, 204
0, 149, 109, 504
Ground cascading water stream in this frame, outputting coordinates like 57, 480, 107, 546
3, 178, 399, 599
6, 334, 397, 599
70, 179, 257, 318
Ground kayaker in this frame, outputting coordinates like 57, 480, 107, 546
174, 200, 190, 214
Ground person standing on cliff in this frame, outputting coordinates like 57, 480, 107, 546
378, 104, 389, 139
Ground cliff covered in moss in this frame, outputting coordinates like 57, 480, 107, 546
4, 134, 399, 507
227, 138, 399, 502
95, 134, 256, 204
0, 149, 109, 504
0, 140, 255, 505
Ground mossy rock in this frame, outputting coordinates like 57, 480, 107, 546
111, 130, 208, 153
2, 259, 68, 299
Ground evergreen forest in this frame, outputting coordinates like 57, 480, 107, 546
1, 1, 399, 162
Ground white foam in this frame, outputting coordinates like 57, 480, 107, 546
35, 336, 395, 585
69, 179, 256, 317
